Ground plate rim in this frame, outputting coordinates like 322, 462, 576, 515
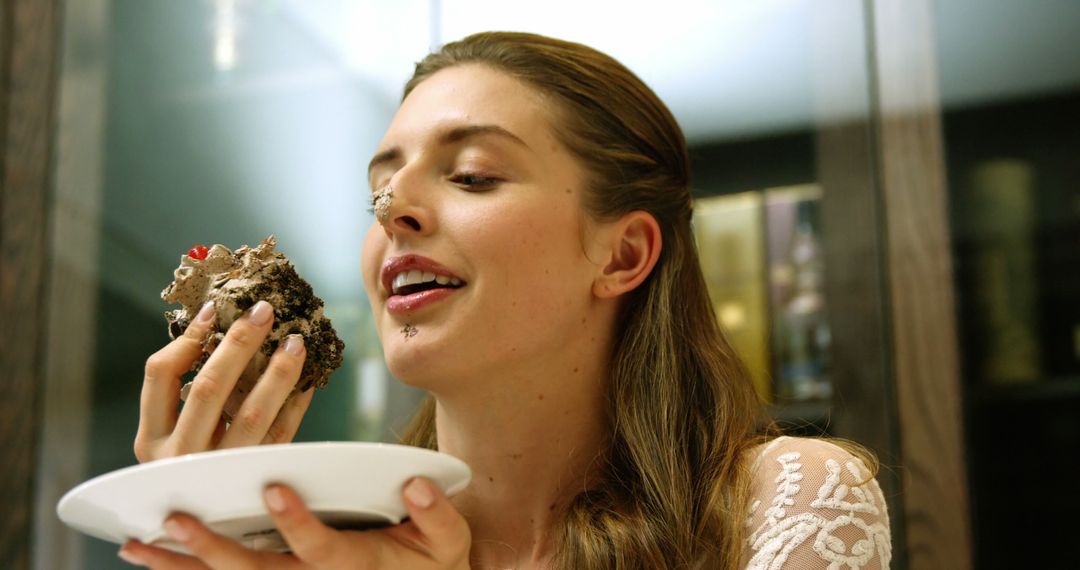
58, 441, 466, 510
56, 441, 472, 546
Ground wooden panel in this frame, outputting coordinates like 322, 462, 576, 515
810, 4, 906, 565
871, 0, 973, 568
816, 119, 907, 562
31, 1, 109, 568
0, 0, 62, 568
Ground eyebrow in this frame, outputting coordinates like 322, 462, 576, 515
367, 124, 530, 177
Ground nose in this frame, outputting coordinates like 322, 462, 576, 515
375, 175, 432, 237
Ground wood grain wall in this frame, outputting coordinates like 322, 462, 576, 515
0, 0, 62, 568
871, 0, 973, 567
810, 4, 906, 565
31, 1, 109, 567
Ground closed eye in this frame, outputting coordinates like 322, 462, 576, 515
450, 173, 500, 190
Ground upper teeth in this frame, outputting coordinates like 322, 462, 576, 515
392, 269, 462, 294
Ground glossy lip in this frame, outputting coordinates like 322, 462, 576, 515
380, 254, 466, 297
386, 287, 458, 315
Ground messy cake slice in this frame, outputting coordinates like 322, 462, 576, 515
161, 235, 345, 421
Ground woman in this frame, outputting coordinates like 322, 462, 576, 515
122, 32, 891, 569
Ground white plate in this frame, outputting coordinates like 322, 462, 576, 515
57, 442, 471, 553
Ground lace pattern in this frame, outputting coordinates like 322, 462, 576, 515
743, 436, 892, 569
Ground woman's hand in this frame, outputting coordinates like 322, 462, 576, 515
135, 300, 314, 462
117, 477, 472, 570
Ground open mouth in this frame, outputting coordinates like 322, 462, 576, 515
391, 269, 464, 296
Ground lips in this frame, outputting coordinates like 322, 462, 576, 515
381, 254, 466, 315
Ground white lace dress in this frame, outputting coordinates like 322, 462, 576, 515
742, 436, 892, 569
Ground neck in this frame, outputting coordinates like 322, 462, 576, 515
432, 341, 611, 568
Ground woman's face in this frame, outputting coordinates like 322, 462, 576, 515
361, 64, 605, 390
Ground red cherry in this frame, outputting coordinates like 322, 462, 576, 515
187, 245, 209, 260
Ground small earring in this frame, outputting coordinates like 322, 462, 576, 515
372, 185, 394, 222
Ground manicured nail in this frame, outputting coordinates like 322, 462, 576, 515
283, 334, 305, 356
405, 478, 434, 508
265, 486, 287, 513
163, 518, 190, 542
194, 301, 215, 324
246, 300, 273, 326
118, 545, 145, 566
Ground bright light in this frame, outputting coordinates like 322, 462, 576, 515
214, 34, 236, 70
214, 0, 238, 71
719, 302, 748, 330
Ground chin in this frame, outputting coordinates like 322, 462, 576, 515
381, 332, 456, 391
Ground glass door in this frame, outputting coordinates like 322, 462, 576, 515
935, 1, 1080, 567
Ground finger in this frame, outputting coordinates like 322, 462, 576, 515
400, 477, 471, 563
119, 539, 209, 569
209, 418, 227, 448
261, 387, 315, 445
220, 335, 306, 448
137, 301, 216, 452
161, 514, 278, 570
172, 301, 274, 453
263, 484, 372, 568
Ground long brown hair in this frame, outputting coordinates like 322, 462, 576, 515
400, 31, 770, 569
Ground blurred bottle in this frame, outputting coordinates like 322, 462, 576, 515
693, 192, 772, 403
967, 159, 1041, 384
777, 201, 833, 401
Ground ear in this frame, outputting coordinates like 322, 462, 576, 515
592, 211, 662, 299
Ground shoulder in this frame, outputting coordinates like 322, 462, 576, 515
742, 436, 892, 570
749, 435, 877, 479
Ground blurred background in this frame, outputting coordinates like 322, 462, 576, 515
2, 0, 1078, 568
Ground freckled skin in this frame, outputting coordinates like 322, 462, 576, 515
361, 65, 607, 394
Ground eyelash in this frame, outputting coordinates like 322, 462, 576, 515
450, 172, 500, 190
365, 172, 500, 213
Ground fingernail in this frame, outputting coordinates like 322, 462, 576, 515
405, 478, 434, 509
163, 518, 190, 542
246, 300, 273, 326
265, 486, 287, 513
118, 545, 145, 566
283, 334, 305, 356
194, 301, 215, 324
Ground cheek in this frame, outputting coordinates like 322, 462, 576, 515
470, 207, 588, 305
360, 225, 385, 296
471, 209, 556, 266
